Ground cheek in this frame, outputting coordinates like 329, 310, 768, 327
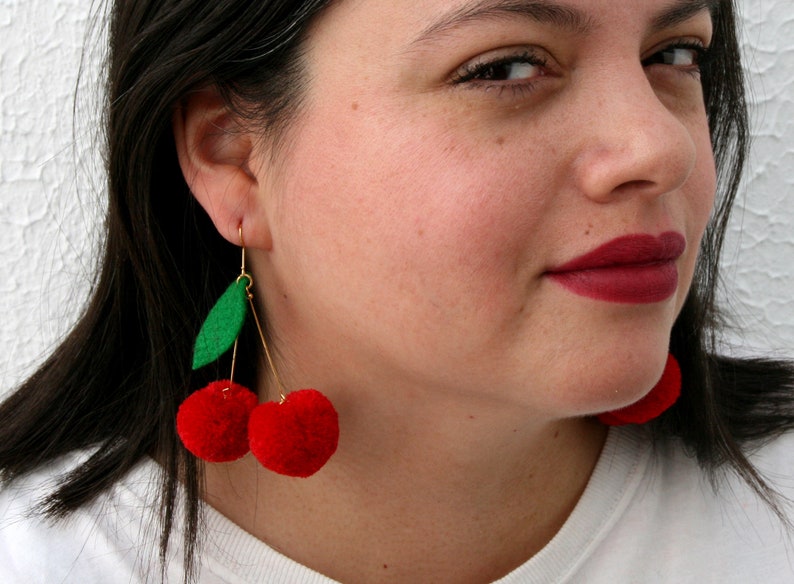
273, 107, 549, 319
690, 129, 717, 237
676, 128, 717, 301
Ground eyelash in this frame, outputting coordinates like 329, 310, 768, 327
641, 41, 711, 76
451, 41, 712, 95
451, 50, 549, 96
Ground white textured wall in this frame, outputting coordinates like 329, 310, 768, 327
1, 0, 105, 391
724, 1, 794, 356
1, 0, 793, 393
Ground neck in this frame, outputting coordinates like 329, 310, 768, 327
204, 388, 607, 583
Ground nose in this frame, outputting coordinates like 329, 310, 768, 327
570, 67, 698, 204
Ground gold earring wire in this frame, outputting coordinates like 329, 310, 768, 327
237, 225, 288, 403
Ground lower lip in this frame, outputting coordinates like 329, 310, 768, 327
547, 262, 679, 304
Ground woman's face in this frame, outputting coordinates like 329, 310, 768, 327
252, 0, 717, 417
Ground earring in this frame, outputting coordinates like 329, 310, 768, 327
597, 353, 681, 426
176, 227, 339, 476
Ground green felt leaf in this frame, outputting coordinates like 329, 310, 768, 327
192, 279, 248, 370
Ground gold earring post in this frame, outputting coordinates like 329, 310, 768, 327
237, 225, 288, 403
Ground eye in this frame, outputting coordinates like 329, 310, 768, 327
452, 50, 549, 86
641, 42, 710, 72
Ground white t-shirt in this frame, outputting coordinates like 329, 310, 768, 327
1, 426, 793, 583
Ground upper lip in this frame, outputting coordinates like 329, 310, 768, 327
547, 232, 686, 273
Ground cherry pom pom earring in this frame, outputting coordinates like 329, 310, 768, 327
597, 353, 681, 426
177, 226, 339, 476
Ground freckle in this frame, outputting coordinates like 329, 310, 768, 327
468, 415, 475, 420
351, 102, 359, 110
417, 228, 425, 237
554, 430, 560, 438
496, 136, 505, 145
383, 564, 388, 570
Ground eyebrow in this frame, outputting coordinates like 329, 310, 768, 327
651, 0, 719, 31
410, 0, 718, 47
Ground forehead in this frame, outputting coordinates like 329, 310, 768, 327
412, 0, 717, 37
315, 0, 717, 47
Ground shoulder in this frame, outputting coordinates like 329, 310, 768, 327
0, 451, 178, 583
747, 430, 794, 495
0, 452, 339, 584
590, 428, 794, 583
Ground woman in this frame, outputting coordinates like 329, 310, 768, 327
1, 0, 794, 582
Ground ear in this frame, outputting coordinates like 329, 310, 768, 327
173, 88, 272, 249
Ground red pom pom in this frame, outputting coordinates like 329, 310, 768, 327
176, 380, 258, 462
249, 389, 339, 478
598, 354, 681, 426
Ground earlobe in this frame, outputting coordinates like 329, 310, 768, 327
173, 88, 272, 248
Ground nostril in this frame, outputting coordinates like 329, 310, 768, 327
615, 179, 656, 193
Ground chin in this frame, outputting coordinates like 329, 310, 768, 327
539, 341, 673, 418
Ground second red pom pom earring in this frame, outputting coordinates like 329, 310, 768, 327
177, 227, 339, 477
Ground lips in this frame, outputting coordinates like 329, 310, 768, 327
546, 232, 686, 304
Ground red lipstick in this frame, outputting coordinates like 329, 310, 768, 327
546, 232, 686, 304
